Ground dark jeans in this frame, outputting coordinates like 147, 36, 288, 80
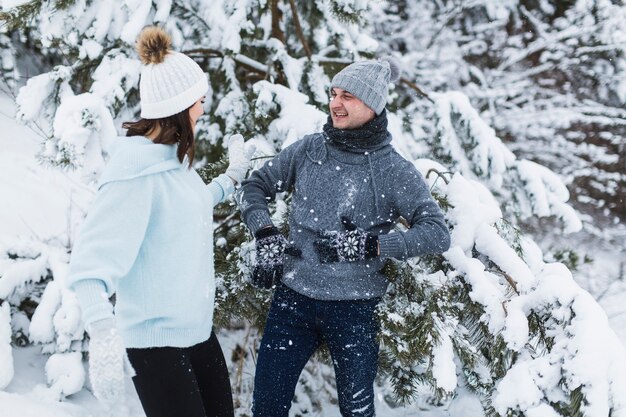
126, 330, 234, 417
253, 284, 380, 417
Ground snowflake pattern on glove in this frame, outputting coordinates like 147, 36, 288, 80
257, 234, 288, 266
252, 227, 301, 289
327, 229, 369, 262
314, 217, 379, 264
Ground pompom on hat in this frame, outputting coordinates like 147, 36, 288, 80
136, 26, 209, 119
330, 57, 401, 115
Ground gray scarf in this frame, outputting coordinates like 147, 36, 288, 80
322, 109, 391, 153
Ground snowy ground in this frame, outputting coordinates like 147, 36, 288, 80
1, 91, 624, 416
2, 331, 482, 417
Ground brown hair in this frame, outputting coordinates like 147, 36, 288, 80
122, 107, 195, 167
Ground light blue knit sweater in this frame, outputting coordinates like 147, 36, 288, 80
66, 136, 234, 349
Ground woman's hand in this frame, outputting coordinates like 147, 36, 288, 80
87, 318, 135, 406
225, 134, 256, 184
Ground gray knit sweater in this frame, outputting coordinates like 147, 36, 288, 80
239, 133, 450, 300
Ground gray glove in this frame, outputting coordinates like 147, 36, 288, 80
87, 318, 135, 405
224, 134, 256, 184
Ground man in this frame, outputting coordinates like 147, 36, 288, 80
238, 59, 451, 417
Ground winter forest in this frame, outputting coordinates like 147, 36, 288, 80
0, 0, 625, 416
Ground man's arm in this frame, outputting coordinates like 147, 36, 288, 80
378, 162, 450, 260
238, 138, 308, 234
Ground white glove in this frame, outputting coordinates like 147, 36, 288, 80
224, 134, 256, 184
87, 318, 135, 406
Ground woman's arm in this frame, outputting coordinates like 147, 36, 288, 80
66, 178, 153, 327
206, 134, 254, 205
206, 173, 236, 206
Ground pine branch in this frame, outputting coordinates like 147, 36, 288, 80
0, 0, 78, 30
0, 0, 43, 30
328, 0, 365, 23
425, 168, 452, 185
518, 5, 549, 38
287, 0, 311, 59
486, 269, 520, 295
171, 1, 212, 32
184, 48, 269, 75
315, 56, 351, 64
214, 211, 241, 234
400, 77, 434, 102
183, 48, 224, 59
270, 0, 286, 44
231, 324, 254, 400
496, 24, 598, 72
426, 0, 485, 49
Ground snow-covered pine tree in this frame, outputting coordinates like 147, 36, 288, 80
0, 31, 17, 92
369, 0, 626, 289
1, 0, 625, 415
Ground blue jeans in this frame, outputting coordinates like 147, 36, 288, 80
253, 284, 380, 417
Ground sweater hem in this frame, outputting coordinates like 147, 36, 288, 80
121, 322, 213, 349
281, 279, 389, 301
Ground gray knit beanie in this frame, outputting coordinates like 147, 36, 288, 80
330, 58, 401, 115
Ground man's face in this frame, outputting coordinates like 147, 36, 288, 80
329, 87, 375, 130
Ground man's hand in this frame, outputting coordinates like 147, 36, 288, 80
87, 318, 135, 406
252, 226, 301, 289
313, 216, 379, 263
225, 134, 256, 184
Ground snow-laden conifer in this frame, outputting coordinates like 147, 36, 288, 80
1, 0, 625, 414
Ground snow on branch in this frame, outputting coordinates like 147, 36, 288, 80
50, 93, 117, 182
514, 160, 582, 233
0, 302, 14, 390
433, 91, 515, 189
252, 80, 326, 148
0, 254, 49, 303
439, 172, 626, 415
432, 90, 582, 233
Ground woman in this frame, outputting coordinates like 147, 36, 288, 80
66, 26, 252, 417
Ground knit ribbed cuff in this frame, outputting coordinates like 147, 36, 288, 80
71, 279, 114, 328
245, 210, 274, 235
378, 233, 408, 260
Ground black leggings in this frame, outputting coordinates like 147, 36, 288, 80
126, 330, 234, 417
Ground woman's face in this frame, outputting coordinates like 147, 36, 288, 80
189, 96, 206, 128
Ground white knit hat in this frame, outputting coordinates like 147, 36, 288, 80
136, 27, 209, 119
